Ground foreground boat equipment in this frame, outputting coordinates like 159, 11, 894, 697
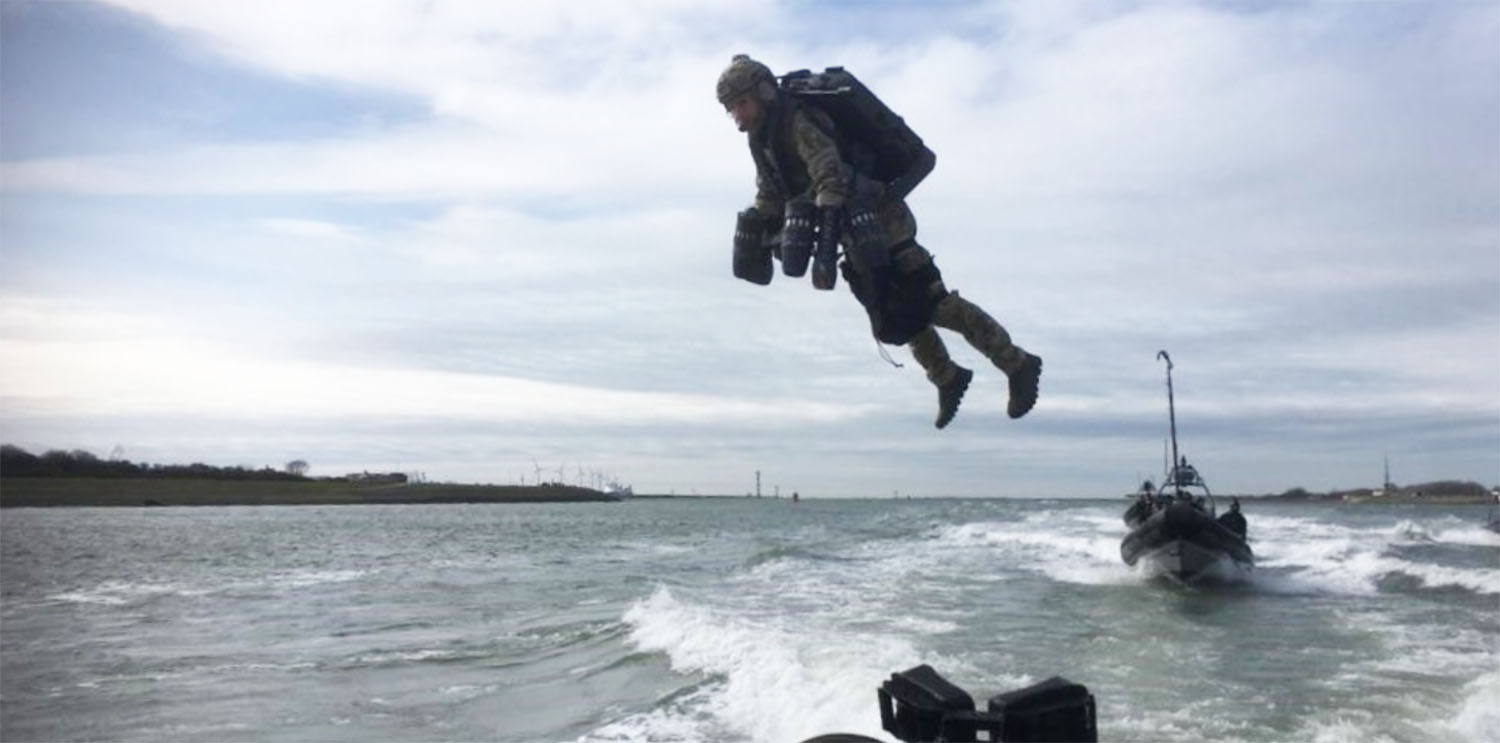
878, 664, 1096, 742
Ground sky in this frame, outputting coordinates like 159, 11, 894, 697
1, 0, 1496, 498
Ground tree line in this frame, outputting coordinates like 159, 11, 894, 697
0, 445, 310, 482
1280, 480, 1494, 499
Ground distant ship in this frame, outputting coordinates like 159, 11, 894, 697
606, 482, 634, 499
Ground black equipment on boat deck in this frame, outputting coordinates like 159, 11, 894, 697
875, 664, 1097, 742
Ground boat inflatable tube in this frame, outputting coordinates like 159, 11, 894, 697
1120, 503, 1253, 567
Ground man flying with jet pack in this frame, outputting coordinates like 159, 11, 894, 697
718, 54, 1041, 428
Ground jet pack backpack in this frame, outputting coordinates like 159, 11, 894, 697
780, 67, 936, 202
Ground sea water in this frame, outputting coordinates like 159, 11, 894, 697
1, 498, 1496, 742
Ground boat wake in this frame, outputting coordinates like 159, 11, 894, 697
1250, 514, 1500, 596
600, 586, 922, 743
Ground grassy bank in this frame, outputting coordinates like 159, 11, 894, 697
0, 477, 619, 508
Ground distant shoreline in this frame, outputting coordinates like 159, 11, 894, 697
1120, 492, 1494, 505
2, 477, 1493, 508
0, 477, 622, 508
1259, 493, 1494, 505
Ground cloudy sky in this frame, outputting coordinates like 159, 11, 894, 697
2, 0, 1495, 497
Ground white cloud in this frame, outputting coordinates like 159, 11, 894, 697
1, 0, 1495, 494
0, 301, 870, 426
259, 217, 358, 241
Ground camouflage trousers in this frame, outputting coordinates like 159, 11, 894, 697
859, 238, 1026, 387
909, 291, 1028, 387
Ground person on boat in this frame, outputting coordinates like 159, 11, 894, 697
1125, 492, 1154, 525
1174, 456, 1200, 487
716, 54, 1042, 429
1218, 497, 1247, 537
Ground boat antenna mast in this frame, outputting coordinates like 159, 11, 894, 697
1157, 350, 1181, 492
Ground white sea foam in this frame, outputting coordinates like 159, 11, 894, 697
1266, 555, 1500, 596
266, 568, 367, 589
1447, 668, 1500, 742
47, 579, 208, 605
605, 586, 921, 743
1390, 519, 1437, 543
620, 542, 696, 556
930, 517, 1135, 586
1295, 714, 1399, 743
46, 567, 369, 607
153, 722, 255, 736
1389, 516, 1500, 548
1391, 559, 1500, 594
581, 683, 722, 742
1435, 524, 1500, 548
888, 615, 960, 635
345, 648, 467, 666
49, 588, 131, 605
1248, 513, 1500, 595
1353, 618, 1496, 677
1361, 643, 1496, 679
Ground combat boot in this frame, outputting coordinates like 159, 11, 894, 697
935, 366, 973, 429
1007, 353, 1042, 419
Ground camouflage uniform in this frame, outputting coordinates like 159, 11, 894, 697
723, 55, 1039, 425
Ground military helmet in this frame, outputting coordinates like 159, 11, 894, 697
716, 54, 775, 106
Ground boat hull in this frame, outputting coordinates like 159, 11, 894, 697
1121, 503, 1253, 582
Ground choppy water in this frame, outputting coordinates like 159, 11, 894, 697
2, 498, 1496, 742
